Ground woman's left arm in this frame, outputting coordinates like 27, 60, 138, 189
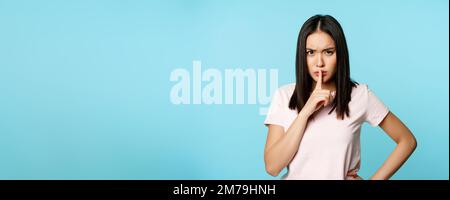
370, 111, 417, 180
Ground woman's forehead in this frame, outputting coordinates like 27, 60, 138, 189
306, 31, 335, 49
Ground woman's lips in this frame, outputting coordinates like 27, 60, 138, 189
314, 71, 327, 77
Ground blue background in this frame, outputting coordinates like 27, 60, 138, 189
0, 0, 448, 179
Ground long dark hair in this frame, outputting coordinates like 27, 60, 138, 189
289, 15, 357, 119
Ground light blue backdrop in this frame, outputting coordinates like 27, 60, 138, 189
0, 0, 448, 180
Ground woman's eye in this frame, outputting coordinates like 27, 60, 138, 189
306, 51, 314, 55
325, 51, 334, 55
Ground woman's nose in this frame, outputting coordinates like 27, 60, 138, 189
316, 54, 324, 67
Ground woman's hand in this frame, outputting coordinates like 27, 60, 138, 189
347, 169, 363, 180
300, 70, 335, 117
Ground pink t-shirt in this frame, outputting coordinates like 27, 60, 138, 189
264, 83, 389, 180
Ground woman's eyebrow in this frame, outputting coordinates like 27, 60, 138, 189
323, 47, 336, 51
306, 47, 336, 51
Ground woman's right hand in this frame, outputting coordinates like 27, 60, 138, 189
300, 70, 335, 117
347, 169, 363, 180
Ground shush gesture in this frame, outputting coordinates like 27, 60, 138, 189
301, 70, 335, 117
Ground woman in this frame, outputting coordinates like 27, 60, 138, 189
263, 15, 417, 180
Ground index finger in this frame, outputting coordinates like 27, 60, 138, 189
315, 70, 322, 90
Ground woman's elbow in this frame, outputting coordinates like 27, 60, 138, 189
265, 162, 281, 177
401, 134, 417, 152
265, 166, 280, 177
409, 135, 417, 151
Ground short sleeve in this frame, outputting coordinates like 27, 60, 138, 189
364, 86, 390, 127
264, 89, 287, 128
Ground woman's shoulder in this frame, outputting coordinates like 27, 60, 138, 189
277, 83, 296, 93
351, 83, 376, 98
275, 83, 296, 98
270, 83, 296, 104
352, 83, 368, 92
275, 83, 372, 97
274, 82, 374, 98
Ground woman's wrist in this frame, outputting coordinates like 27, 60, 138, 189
298, 110, 311, 120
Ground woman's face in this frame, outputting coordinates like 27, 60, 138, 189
306, 31, 337, 84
